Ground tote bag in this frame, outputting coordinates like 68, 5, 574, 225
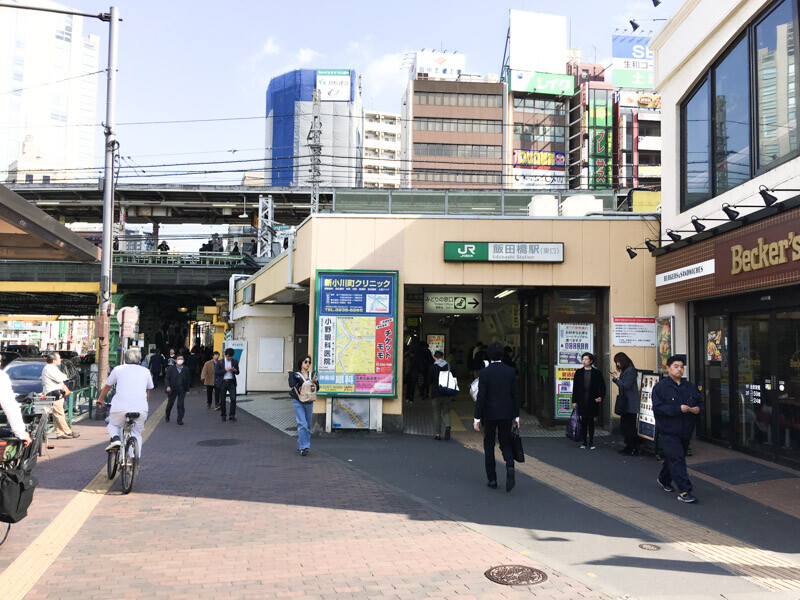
437, 369, 460, 396
565, 408, 583, 442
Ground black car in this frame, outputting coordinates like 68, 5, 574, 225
1, 351, 21, 368
4, 358, 81, 399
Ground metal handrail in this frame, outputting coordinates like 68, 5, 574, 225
113, 251, 252, 267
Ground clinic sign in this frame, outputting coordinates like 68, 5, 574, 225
316, 69, 351, 101
444, 242, 564, 263
509, 70, 574, 96
314, 270, 398, 397
612, 35, 653, 89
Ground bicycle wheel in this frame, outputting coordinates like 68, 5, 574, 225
107, 447, 118, 479
120, 436, 139, 494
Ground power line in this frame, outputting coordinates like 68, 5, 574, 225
0, 69, 105, 96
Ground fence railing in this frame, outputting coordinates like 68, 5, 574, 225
113, 251, 255, 267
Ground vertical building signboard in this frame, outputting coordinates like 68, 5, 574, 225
586, 87, 613, 189
315, 270, 398, 397
555, 323, 594, 418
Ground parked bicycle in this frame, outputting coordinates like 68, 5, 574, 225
106, 412, 140, 494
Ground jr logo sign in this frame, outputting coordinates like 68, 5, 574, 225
457, 244, 475, 256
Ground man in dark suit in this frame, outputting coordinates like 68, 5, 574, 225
215, 347, 240, 422
164, 354, 193, 425
473, 341, 520, 491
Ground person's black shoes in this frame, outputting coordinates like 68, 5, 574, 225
506, 467, 515, 492
487, 480, 498, 489
300, 448, 309, 456
165, 416, 170, 422
444, 426, 451, 441
221, 416, 227, 422
229, 416, 237, 422
177, 420, 183, 425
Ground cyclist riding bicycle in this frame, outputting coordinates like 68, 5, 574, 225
0, 367, 31, 446
97, 348, 153, 456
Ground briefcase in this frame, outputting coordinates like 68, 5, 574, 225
511, 426, 525, 463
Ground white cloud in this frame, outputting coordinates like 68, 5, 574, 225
242, 36, 281, 72
296, 48, 323, 66
261, 37, 280, 56
360, 52, 408, 113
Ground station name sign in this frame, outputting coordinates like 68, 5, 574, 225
444, 242, 564, 263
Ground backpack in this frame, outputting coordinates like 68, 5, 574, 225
0, 466, 37, 524
298, 377, 317, 403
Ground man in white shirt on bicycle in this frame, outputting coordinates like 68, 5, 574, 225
97, 348, 153, 455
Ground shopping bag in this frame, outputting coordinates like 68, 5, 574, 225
511, 426, 525, 463
565, 409, 583, 442
469, 377, 480, 401
437, 369, 460, 396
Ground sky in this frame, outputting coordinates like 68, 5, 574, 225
47, 0, 678, 187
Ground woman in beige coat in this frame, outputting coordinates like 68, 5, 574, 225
201, 351, 221, 409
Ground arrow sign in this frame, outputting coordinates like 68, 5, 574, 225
424, 292, 482, 315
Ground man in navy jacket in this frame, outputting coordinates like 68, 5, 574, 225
653, 355, 704, 503
473, 341, 520, 491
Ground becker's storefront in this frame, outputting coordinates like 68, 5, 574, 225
655, 203, 800, 467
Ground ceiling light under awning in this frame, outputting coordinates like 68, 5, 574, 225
494, 289, 516, 299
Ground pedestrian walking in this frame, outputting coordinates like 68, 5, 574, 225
571, 352, 606, 449
201, 351, 221, 409
428, 350, 452, 441
41, 352, 80, 440
403, 346, 416, 403
157, 240, 169, 252
164, 354, 192, 425
611, 352, 640, 456
97, 348, 152, 455
230, 242, 240, 255
215, 348, 240, 422
473, 341, 519, 491
166, 348, 177, 369
148, 350, 165, 389
653, 355, 704, 503
415, 341, 434, 401
288, 354, 317, 456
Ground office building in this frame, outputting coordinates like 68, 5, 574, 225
363, 111, 400, 188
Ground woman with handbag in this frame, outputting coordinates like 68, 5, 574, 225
611, 352, 640, 456
287, 354, 317, 456
571, 352, 606, 449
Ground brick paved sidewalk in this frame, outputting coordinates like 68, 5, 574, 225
9, 389, 608, 599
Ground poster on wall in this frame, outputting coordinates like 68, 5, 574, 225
332, 398, 370, 429
637, 372, 659, 441
555, 365, 577, 418
427, 334, 445, 356
707, 330, 723, 361
655, 316, 674, 374
223, 340, 247, 395
557, 323, 594, 365
315, 270, 398, 397
612, 316, 656, 347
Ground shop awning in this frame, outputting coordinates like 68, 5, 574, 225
0, 184, 100, 262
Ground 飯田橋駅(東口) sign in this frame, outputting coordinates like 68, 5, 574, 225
444, 242, 564, 263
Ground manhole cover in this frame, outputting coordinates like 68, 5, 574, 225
639, 543, 661, 551
484, 565, 547, 586
196, 439, 244, 447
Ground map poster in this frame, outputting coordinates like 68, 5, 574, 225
637, 372, 660, 441
315, 270, 398, 397
555, 365, 577, 418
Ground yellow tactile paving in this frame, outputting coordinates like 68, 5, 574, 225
0, 400, 167, 600
448, 409, 467, 431
510, 452, 800, 592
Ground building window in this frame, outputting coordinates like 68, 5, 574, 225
682, 78, 711, 209
25, 174, 33, 183
714, 34, 751, 194
413, 143, 501, 159
755, 0, 797, 169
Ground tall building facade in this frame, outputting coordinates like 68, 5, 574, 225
363, 111, 400, 188
0, 0, 100, 184
265, 69, 363, 188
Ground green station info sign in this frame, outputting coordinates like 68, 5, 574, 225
444, 242, 564, 263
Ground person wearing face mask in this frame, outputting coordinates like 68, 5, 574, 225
164, 353, 192, 425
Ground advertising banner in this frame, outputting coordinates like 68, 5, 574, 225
586, 88, 613, 189
316, 69, 352, 101
509, 70, 574, 96
618, 91, 661, 109
512, 168, 567, 189
637, 372, 659, 440
612, 35, 654, 90
413, 51, 465, 81
427, 334, 445, 355
612, 316, 656, 347
223, 340, 247, 395
557, 323, 593, 365
512, 149, 565, 170
315, 270, 398, 396
555, 365, 577, 418
655, 316, 674, 374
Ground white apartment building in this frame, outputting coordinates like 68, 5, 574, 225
363, 111, 400, 188
0, 0, 100, 184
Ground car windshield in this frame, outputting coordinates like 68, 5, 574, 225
5, 362, 45, 381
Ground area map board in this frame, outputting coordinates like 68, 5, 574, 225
314, 270, 398, 397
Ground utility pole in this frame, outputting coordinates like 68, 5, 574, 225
256, 194, 274, 258
307, 89, 322, 213
97, 6, 119, 400
0, 3, 120, 409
